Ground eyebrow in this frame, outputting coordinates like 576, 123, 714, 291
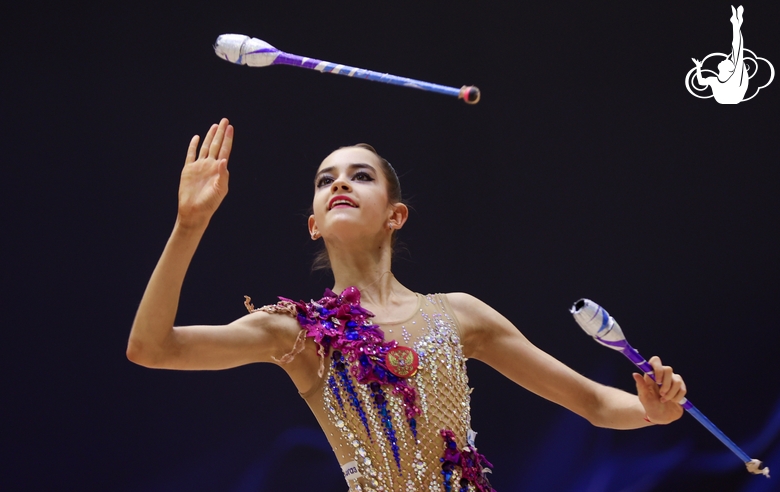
314, 163, 377, 183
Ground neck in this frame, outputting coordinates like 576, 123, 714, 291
326, 238, 409, 307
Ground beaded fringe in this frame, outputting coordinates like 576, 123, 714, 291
244, 296, 326, 375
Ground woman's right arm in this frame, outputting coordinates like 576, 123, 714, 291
126, 119, 301, 370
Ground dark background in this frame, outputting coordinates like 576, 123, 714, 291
3, 1, 779, 491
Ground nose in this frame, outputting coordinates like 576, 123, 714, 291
330, 177, 352, 193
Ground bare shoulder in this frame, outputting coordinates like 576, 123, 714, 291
443, 291, 482, 313
443, 292, 509, 329
444, 292, 487, 329
443, 292, 522, 359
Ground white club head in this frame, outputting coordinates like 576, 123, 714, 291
570, 298, 627, 350
214, 34, 280, 67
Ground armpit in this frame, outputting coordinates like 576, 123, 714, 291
243, 296, 308, 367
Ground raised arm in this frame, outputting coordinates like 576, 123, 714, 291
126, 119, 302, 371
448, 293, 686, 429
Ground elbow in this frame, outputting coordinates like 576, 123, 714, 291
579, 406, 605, 428
126, 338, 149, 366
582, 406, 616, 429
126, 322, 179, 368
585, 413, 611, 429
126, 338, 165, 368
578, 389, 612, 428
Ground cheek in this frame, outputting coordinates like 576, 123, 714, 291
362, 194, 386, 214
367, 186, 390, 207
313, 192, 328, 214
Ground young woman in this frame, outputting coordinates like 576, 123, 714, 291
127, 118, 687, 492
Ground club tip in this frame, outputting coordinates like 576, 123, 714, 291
572, 298, 587, 313
459, 86, 481, 104
746, 459, 770, 477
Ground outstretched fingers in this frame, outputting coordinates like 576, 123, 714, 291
191, 119, 232, 163
199, 124, 219, 159
209, 118, 231, 159
218, 124, 234, 162
186, 135, 200, 165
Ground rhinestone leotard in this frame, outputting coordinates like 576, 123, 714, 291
251, 288, 494, 492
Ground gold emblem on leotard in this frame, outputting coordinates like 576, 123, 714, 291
385, 346, 419, 378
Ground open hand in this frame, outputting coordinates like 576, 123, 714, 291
177, 118, 234, 228
633, 356, 686, 425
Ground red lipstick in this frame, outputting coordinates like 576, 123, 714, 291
329, 195, 358, 210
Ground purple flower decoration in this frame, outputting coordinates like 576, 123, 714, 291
281, 287, 421, 421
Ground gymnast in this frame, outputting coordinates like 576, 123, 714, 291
692, 5, 748, 104
127, 118, 687, 491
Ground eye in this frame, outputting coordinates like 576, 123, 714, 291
316, 175, 334, 188
353, 171, 374, 182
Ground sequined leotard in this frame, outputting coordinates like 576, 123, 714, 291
249, 287, 494, 492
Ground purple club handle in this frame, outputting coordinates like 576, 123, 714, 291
570, 299, 769, 477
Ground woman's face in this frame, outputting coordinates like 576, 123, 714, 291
309, 147, 400, 243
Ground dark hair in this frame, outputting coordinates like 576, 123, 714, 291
312, 144, 404, 272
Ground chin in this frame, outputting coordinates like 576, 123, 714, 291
324, 222, 381, 243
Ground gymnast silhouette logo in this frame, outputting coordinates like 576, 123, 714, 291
685, 5, 774, 104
